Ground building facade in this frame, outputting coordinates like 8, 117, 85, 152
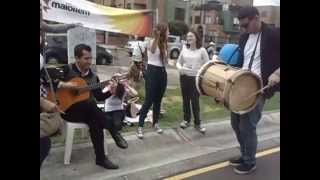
84, 0, 279, 46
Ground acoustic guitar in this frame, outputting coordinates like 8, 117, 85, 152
47, 77, 111, 112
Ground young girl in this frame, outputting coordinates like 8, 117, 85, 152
136, 23, 169, 139
103, 77, 138, 148
176, 30, 210, 134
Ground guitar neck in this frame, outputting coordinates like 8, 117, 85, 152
80, 80, 111, 92
79, 74, 128, 92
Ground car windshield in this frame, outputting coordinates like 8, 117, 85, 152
168, 37, 176, 43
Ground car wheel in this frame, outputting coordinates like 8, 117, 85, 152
46, 56, 59, 64
97, 55, 112, 65
170, 49, 180, 59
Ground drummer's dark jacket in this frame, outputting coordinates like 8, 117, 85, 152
235, 22, 280, 99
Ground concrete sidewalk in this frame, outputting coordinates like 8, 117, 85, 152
40, 111, 280, 180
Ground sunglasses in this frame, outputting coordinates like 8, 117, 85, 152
240, 16, 256, 29
240, 22, 250, 29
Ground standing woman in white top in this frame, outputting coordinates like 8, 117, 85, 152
137, 23, 169, 139
176, 30, 210, 133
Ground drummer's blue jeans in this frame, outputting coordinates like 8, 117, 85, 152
230, 97, 265, 166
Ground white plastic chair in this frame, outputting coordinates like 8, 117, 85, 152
64, 122, 89, 165
63, 104, 105, 165
63, 104, 153, 165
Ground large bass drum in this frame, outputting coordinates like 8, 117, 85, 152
196, 61, 262, 114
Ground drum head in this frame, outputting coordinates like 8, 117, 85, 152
227, 71, 262, 113
196, 61, 215, 95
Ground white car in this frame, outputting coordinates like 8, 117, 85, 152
125, 40, 140, 57
126, 35, 183, 59
168, 35, 183, 59
132, 41, 147, 62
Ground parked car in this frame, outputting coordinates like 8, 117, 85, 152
167, 35, 182, 59
206, 42, 216, 60
125, 35, 183, 59
96, 45, 113, 65
125, 40, 143, 57
43, 33, 113, 65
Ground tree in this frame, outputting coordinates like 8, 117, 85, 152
168, 21, 189, 37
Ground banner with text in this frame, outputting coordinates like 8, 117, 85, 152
41, 0, 153, 36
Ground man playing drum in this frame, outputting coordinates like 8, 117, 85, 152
225, 6, 280, 175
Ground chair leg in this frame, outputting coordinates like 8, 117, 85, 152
64, 125, 75, 165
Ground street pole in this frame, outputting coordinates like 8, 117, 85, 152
200, 0, 206, 45
200, 0, 204, 26
184, 0, 190, 25
148, 0, 157, 31
156, 8, 159, 24
104, 0, 108, 44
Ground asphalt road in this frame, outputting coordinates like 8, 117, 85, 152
167, 148, 280, 180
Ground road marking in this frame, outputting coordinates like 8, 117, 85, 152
164, 147, 280, 180
256, 147, 280, 158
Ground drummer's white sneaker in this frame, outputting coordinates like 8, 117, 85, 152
137, 127, 144, 139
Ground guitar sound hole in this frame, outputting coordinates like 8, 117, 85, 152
75, 90, 80, 96
70, 90, 79, 96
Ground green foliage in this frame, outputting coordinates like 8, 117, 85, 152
168, 21, 189, 36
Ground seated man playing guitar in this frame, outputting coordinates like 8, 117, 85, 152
52, 44, 127, 169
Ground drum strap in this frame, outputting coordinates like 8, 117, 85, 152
138, 42, 148, 70
138, 42, 144, 58
248, 32, 261, 70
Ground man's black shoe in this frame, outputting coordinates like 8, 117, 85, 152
233, 163, 256, 175
112, 132, 128, 149
96, 157, 119, 169
229, 157, 243, 166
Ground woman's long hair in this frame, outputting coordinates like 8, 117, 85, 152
115, 82, 125, 100
154, 23, 168, 65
